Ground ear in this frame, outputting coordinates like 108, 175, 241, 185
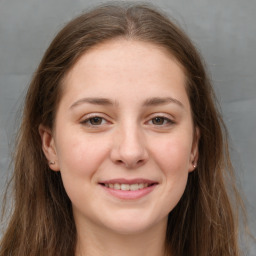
189, 127, 200, 172
39, 124, 60, 171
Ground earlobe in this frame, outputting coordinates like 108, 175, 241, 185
38, 124, 60, 171
189, 127, 200, 172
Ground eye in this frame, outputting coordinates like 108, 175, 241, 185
151, 117, 167, 125
147, 115, 174, 126
88, 117, 104, 125
81, 115, 108, 126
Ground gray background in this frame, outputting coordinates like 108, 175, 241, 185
0, 0, 255, 254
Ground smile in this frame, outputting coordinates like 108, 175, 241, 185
99, 179, 158, 200
103, 183, 149, 191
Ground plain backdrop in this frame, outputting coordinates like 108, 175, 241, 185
0, 0, 255, 254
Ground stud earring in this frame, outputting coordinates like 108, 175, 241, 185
49, 161, 55, 165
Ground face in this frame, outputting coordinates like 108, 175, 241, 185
40, 39, 199, 235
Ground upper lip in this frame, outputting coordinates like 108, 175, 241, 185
99, 178, 158, 185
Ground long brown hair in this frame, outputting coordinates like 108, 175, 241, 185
0, 2, 245, 255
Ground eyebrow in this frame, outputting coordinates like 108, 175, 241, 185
69, 96, 184, 109
70, 97, 117, 109
143, 97, 184, 108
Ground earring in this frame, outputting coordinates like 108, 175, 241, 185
49, 161, 55, 165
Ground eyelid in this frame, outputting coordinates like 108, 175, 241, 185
80, 113, 112, 127
145, 113, 175, 126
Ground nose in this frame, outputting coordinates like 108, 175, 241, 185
110, 124, 149, 169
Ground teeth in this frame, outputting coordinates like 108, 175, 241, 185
139, 183, 145, 189
130, 184, 138, 191
120, 184, 129, 190
104, 183, 150, 191
114, 184, 120, 190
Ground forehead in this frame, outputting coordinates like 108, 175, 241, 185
64, 39, 185, 80
60, 39, 189, 109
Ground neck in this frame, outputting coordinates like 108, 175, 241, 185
75, 218, 169, 256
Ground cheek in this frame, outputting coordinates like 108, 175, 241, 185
55, 132, 111, 207
153, 136, 192, 174
151, 136, 192, 209
55, 131, 110, 177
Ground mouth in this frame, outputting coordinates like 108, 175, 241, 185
99, 183, 155, 191
98, 179, 158, 200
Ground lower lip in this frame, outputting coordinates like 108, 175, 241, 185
100, 184, 157, 200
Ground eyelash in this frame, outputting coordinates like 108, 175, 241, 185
80, 114, 109, 127
80, 114, 175, 128
146, 115, 175, 127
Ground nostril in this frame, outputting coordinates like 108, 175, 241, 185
114, 158, 145, 168
116, 160, 124, 165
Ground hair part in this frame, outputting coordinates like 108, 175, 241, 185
1, 2, 245, 255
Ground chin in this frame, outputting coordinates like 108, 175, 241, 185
108, 222, 153, 235
102, 213, 166, 235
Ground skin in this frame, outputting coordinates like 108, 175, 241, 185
40, 39, 199, 256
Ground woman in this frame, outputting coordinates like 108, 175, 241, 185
0, 2, 245, 255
